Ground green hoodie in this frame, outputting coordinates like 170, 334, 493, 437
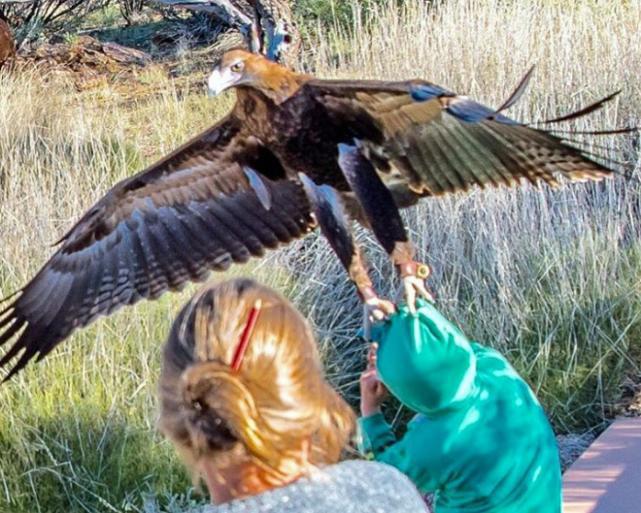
358, 301, 561, 513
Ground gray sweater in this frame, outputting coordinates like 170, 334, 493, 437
200, 460, 427, 513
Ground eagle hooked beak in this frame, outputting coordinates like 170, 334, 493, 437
208, 67, 238, 97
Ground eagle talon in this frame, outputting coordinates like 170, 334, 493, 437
361, 294, 395, 340
365, 296, 395, 321
398, 262, 433, 313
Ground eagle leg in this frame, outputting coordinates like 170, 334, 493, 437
298, 173, 394, 323
337, 143, 433, 312
395, 251, 433, 309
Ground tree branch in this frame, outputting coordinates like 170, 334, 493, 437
154, 0, 299, 66
155, 1, 253, 27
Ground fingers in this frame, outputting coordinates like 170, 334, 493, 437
375, 381, 389, 398
360, 368, 378, 381
366, 343, 378, 371
360, 368, 386, 397
367, 342, 378, 367
360, 368, 380, 392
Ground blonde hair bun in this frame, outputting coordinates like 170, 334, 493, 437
158, 279, 355, 484
180, 361, 242, 454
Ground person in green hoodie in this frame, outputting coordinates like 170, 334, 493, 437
358, 300, 562, 513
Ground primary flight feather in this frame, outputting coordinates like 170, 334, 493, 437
0, 49, 625, 379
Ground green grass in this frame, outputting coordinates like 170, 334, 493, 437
0, 0, 640, 511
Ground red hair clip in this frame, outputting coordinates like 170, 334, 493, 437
230, 299, 262, 373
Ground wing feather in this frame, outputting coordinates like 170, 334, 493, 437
448, 122, 512, 187
425, 123, 471, 191
309, 79, 619, 197
439, 123, 495, 188
0, 117, 315, 379
408, 130, 451, 193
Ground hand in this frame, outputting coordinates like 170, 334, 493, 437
360, 343, 388, 417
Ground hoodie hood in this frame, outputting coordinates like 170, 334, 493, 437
371, 300, 479, 416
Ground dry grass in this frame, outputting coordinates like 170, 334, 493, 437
0, 1, 640, 511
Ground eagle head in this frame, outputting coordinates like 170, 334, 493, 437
208, 49, 306, 103
208, 49, 269, 96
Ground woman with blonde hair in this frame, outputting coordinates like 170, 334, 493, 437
158, 278, 426, 512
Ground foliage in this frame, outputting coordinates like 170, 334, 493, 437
295, 0, 355, 26
294, 0, 400, 41
0, 0, 112, 46
294, 0, 397, 28
119, 0, 145, 25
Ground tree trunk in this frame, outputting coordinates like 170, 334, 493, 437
250, 0, 300, 67
157, 0, 301, 68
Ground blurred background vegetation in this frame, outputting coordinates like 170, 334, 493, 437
0, 0, 640, 512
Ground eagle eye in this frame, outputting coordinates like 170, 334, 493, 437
231, 62, 244, 73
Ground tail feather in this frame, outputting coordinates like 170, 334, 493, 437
546, 127, 638, 136
537, 91, 621, 125
555, 136, 625, 156
495, 65, 536, 114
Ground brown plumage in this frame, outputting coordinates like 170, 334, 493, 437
0, 49, 626, 379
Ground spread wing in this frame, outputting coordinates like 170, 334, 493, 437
0, 115, 314, 379
307, 77, 623, 196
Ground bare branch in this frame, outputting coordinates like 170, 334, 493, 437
155, 0, 264, 52
154, 0, 300, 66
154, 0, 253, 26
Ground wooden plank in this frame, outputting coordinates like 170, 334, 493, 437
563, 417, 641, 513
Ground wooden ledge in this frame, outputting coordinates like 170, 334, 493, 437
563, 417, 641, 513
